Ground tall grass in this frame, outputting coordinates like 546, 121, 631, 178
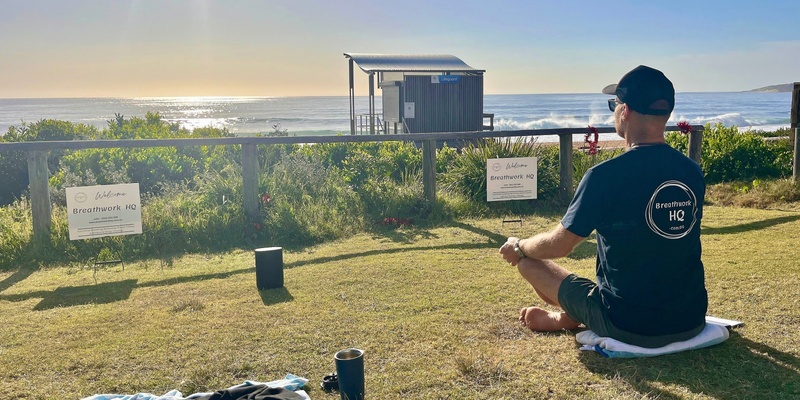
707, 179, 800, 209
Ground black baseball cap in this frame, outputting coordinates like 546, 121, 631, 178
602, 65, 675, 115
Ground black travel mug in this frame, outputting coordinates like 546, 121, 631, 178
334, 348, 364, 400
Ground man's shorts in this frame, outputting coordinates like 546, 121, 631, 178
557, 274, 704, 348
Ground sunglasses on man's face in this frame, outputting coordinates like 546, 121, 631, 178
607, 98, 621, 112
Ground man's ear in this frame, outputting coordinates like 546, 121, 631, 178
620, 103, 631, 121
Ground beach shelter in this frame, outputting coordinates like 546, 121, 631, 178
343, 53, 489, 135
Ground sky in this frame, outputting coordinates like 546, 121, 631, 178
1, 0, 799, 98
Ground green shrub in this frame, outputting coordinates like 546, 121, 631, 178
261, 153, 364, 247
359, 169, 432, 224
297, 141, 422, 189
343, 142, 421, 188
296, 141, 449, 225
49, 114, 239, 201
0, 198, 33, 267
701, 123, 791, 183
750, 126, 794, 139
436, 143, 459, 173
665, 131, 688, 153
0, 120, 99, 205
5, 116, 799, 270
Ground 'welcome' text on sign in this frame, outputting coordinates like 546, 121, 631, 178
486, 157, 538, 202
66, 183, 142, 240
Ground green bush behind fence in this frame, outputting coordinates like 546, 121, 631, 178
0, 118, 795, 270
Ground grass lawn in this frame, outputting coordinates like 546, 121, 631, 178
1, 206, 799, 399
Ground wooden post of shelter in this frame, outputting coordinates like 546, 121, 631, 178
27, 150, 52, 240
422, 139, 437, 203
558, 133, 573, 199
792, 82, 799, 182
241, 144, 260, 220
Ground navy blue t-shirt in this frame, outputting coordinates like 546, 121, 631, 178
561, 143, 708, 336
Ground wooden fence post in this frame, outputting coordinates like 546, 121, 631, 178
792, 82, 799, 182
241, 144, 260, 220
422, 139, 437, 203
27, 150, 52, 240
688, 129, 703, 165
558, 134, 573, 199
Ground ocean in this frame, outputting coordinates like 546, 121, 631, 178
0, 92, 792, 143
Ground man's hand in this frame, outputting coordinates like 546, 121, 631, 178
500, 237, 523, 267
500, 224, 586, 265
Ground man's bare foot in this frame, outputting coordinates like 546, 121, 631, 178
519, 306, 581, 331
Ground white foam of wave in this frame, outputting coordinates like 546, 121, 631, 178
165, 117, 237, 132
494, 112, 614, 131
673, 113, 751, 129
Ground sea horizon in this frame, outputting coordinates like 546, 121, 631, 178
1, 92, 792, 143
0, 89, 784, 101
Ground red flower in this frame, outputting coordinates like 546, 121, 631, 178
381, 217, 413, 227
585, 125, 599, 155
677, 121, 692, 135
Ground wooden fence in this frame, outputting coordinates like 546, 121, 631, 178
0, 126, 704, 239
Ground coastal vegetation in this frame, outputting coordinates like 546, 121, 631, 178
0, 118, 798, 270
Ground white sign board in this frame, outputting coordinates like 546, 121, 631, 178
66, 183, 142, 240
404, 102, 415, 119
486, 157, 538, 201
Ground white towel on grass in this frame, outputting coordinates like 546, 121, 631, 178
576, 323, 729, 358
81, 375, 309, 400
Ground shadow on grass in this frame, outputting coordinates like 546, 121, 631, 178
259, 287, 293, 306
0, 279, 138, 310
287, 220, 506, 269
369, 226, 440, 244
32, 279, 138, 311
0, 266, 36, 294
136, 267, 254, 289
450, 220, 508, 244
580, 332, 800, 398
702, 214, 800, 235
0, 267, 256, 311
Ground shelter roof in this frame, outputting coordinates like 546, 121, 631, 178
343, 53, 484, 74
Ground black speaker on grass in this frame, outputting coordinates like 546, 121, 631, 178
255, 247, 283, 290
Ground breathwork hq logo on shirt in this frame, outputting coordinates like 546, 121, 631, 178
645, 180, 698, 239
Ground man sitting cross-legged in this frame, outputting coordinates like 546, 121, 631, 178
499, 65, 708, 348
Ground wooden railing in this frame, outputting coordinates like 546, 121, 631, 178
0, 126, 704, 239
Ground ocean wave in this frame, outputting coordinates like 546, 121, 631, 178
494, 113, 615, 131
164, 117, 236, 131
673, 113, 751, 128
670, 113, 790, 131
